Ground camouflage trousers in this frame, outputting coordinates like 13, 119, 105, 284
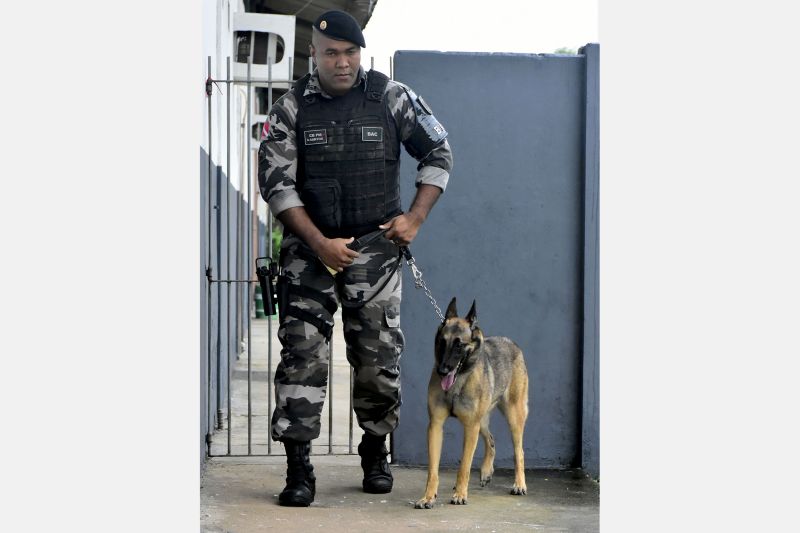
271, 232, 405, 443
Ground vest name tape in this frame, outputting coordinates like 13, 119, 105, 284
361, 127, 383, 142
304, 129, 328, 145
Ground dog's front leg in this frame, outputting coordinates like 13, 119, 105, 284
451, 422, 480, 505
415, 407, 447, 509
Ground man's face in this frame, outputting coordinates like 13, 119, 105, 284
310, 32, 361, 96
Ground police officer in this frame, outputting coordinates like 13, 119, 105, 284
258, 9, 453, 507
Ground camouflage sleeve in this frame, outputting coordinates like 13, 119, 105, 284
257, 91, 303, 216
386, 81, 454, 192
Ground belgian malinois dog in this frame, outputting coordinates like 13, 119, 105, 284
414, 297, 529, 509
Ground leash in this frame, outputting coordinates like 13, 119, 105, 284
341, 230, 445, 321
399, 247, 445, 323
257, 230, 446, 322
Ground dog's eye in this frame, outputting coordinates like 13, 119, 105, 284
452, 338, 468, 354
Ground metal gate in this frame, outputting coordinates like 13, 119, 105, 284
202, 48, 395, 458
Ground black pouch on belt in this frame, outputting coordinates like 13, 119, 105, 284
276, 274, 289, 322
255, 257, 279, 316
301, 178, 341, 234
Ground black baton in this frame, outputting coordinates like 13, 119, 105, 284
346, 229, 389, 251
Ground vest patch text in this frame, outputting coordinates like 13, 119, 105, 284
362, 127, 383, 142
304, 129, 328, 145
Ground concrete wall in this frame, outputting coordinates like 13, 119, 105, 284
392, 49, 599, 475
580, 44, 600, 478
200, 151, 246, 467
201, 144, 269, 456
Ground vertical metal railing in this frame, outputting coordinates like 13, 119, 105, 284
205, 56, 214, 443
205, 53, 395, 458
216, 68, 224, 430
267, 55, 273, 456
226, 56, 232, 456
246, 43, 253, 455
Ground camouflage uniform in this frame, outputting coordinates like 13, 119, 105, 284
258, 67, 453, 443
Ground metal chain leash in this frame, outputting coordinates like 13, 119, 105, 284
400, 247, 445, 323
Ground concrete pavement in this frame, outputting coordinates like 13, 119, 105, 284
201, 455, 599, 532
201, 315, 599, 532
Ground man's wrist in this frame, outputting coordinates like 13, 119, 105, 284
406, 209, 426, 227
307, 233, 328, 255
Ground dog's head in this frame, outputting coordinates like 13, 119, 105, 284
434, 297, 485, 392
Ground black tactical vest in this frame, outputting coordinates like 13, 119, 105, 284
293, 70, 401, 238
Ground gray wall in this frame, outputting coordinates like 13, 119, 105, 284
580, 44, 600, 478
200, 148, 252, 466
393, 48, 599, 475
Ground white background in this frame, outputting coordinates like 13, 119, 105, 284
362, 0, 599, 73
3, 0, 799, 531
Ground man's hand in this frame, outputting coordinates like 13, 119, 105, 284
380, 183, 442, 246
380, 212, 423, 247
316, 237, 359, 273
276, 207, 359, 273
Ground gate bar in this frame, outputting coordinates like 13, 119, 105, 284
235, 81, 242, 440
200, 78, 294, 85
206, 55, 213, 446
216, 65, 223, 430
349, 368, 354, 453
226, 56, 232, 455
246, 41, 253, 455
267, 54, 273, 454
328, 329, 333, 454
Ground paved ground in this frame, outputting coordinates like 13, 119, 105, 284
201, 455, 599, 532
201, 315, 599, 532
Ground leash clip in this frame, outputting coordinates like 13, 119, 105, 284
401, 246, 445, 323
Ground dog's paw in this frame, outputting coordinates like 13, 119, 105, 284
450, 492, 468, 505
510, 484, 527, 495
479, 472, 493, 487
414, 496, 436, 509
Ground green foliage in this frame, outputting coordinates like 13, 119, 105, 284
554, 47, 578, 55
271, 226, 282, 260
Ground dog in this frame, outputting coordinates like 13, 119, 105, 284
414, 297, 529, 508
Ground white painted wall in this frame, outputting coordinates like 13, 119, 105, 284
202, 0, 296, 201
202, 0, 242, 193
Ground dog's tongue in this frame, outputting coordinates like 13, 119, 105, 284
441, 370, 457, 391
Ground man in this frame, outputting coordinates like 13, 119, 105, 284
258, 9, 453, 507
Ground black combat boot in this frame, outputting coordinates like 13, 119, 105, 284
358, 433, 393, 494
278, 439, 316, 507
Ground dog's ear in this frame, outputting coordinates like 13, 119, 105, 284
466, 300, 478, 329
445, 297, 458, 319
469, 324, 484, 354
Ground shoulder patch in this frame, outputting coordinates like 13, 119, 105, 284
416, 95, 433, 115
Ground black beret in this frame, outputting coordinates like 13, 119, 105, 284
313, 10, 366, 48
